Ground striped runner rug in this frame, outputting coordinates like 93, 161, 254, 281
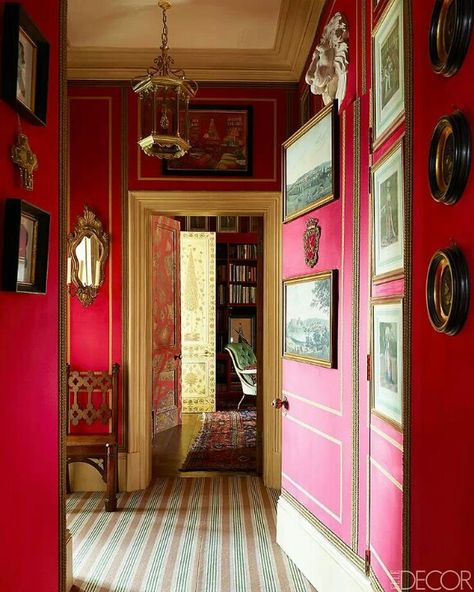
67, 476, 315, 592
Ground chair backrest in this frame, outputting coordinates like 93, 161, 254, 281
225, 342, 256, 370
66, 363, 119, 439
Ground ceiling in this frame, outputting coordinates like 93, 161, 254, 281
67, 0, 324, 82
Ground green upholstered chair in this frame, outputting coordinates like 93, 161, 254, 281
224, 342, 257, 409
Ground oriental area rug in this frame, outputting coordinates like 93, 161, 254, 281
180, 410, 257, 472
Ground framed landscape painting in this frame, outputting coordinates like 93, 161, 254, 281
371, 140, 404, 281
372, 0, 405, 146
163, 105, 252, 176
283, 270, 337, 368
371, 298, 403, 428
283, 101, 339, 223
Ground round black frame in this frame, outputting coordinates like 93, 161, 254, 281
426, 246, 470, 335
429, 0, 473, 77
428, 111, 471, 205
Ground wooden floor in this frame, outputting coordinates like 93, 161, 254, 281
152, 413, 257, 478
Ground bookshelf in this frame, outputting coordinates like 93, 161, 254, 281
215, 232, 259, 409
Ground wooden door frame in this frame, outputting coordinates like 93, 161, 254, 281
127, 190, 282, 490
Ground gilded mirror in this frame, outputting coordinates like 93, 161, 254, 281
67, 206, 109, 306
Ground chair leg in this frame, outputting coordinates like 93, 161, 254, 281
105, 443, 118, 512
237, 393, 246, 410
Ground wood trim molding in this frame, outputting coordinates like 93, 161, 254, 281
67, 0, 324, 82
127, 191, 282, 491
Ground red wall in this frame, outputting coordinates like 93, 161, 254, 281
0, 1, 60, 590
411, 1, 474, 579
68, 87, 124, 443
68, 82, 294, 444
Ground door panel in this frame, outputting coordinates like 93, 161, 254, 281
180, 232, 216, 413
151, 215, 181, 435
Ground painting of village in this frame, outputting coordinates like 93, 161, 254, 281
284, 271, 335, 368
284, 105, 335, 221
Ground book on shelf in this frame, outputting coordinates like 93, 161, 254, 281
229, 264, 257, 282
228, 244, 257, 259
228, 284, 256, 304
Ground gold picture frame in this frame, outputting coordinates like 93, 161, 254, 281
283, 270, 338, 368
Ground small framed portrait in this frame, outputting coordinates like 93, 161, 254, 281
371, 297, 404, 428
372, 0, 405, 147
1, 4, 50, 125
283, 101, 339, 223
2, 199, 50, 294
228, 315, 256, 349
429, 0, 474, 77
186, 216, 209, 231
426, 246, 469, 335
428, 110, 471, 205
283, 270, 338, 368
217, 216, 239, 233
371, 140, 405, 281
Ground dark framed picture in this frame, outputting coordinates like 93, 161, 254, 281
371, 297, 404, 428
371, 139, 405, 282
186, 216, 209, 231
426, 246, 470, 335
1, 3, 50, 125
228, 315, 256, 349
2, 199, 50, 294
283, 270, 338, 368
163, 105, 252, 176
429, 0, 474, 77
428, 110, 471, 205
283, 101, 339, 223
372, 0, 405, 147
217, 216, 239, 233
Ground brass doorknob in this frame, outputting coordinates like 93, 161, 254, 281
272, 397, 288, 411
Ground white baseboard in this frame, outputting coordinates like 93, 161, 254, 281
277, 496, 372, 592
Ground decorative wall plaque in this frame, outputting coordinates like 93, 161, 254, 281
426, 246, 470, 335
303, 218, 321, 267
11, 133, 38, 191
305, 12, 349, 107
429, 0, 473, 77
428, 111, 471, 205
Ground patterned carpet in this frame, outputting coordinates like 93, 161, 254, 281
181, 410, 256, 472
67, 476, 315, 592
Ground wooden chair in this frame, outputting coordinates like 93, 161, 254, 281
66, 363, 119, 512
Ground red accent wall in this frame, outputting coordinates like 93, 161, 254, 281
0, 1, 60, 590
68, 87, 124, 443
411, 1, 474, 578
68, 82, 294, 444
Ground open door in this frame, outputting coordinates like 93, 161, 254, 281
151, 215, 182, 436
180, 231, 216, 413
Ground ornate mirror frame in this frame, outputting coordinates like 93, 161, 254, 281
67, 205, 109, 306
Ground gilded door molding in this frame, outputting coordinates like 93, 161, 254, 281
181, 232, 216, 413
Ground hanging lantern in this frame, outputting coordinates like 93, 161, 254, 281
132, 0, 198, 159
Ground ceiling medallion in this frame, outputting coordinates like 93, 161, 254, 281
305, 12, 349, 107
303, 217, 322, 268
132, 0, 198, 159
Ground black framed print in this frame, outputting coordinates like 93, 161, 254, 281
1, 3, 50, 125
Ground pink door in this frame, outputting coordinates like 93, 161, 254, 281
151, 215, 182, 436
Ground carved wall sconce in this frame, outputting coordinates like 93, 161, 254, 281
11, 133, 38, 191
67, 206, 109, 307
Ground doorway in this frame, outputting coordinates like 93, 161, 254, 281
126, 190, 282, 491
152, 215, 262, 478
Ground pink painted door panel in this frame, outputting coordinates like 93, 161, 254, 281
151, 215, 182, 435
